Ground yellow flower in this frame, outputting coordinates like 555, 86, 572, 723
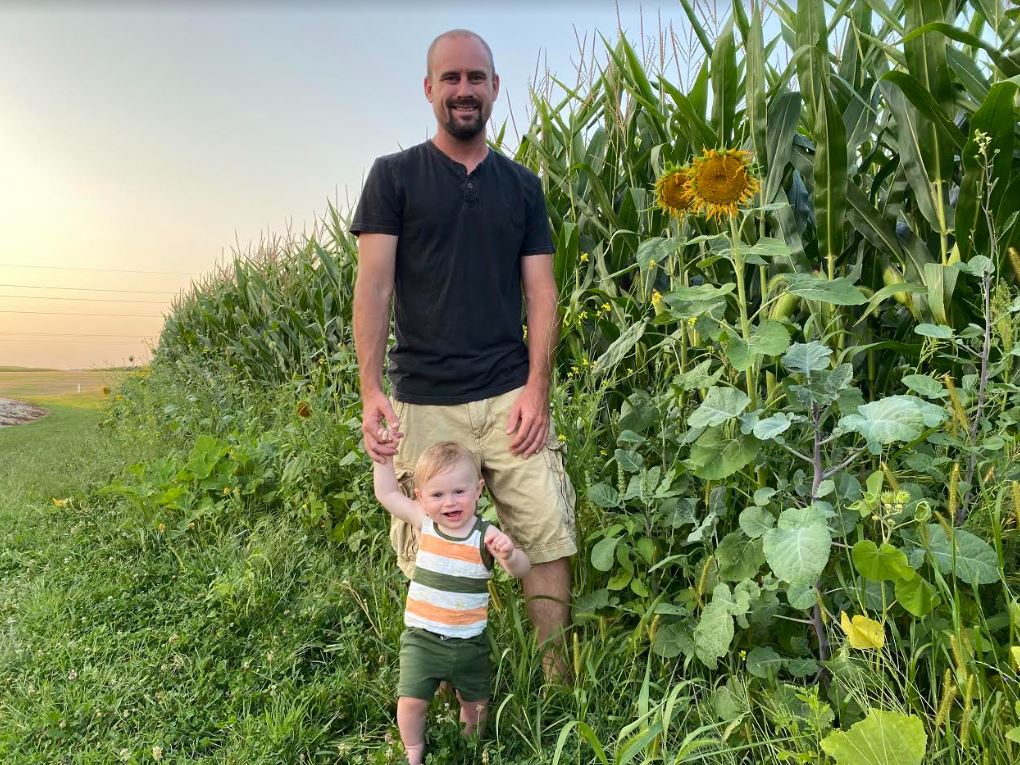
557, 434, 567, 443
685, 148, 760, 221
580, 252, 590, 263
839, 611, 885, 650
600, 302, 611, 314
654, 164, 693, 219
651, 290, 663, 308
52, 497, 69, 508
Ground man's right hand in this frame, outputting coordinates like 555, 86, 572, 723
361, 389, 403, 463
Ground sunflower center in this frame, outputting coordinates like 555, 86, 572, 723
692, 155, 752, 204
659, 173, 689, 209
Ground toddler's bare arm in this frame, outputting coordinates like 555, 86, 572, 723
373, 456, 425, 529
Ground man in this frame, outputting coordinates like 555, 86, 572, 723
351, 29, 575, 679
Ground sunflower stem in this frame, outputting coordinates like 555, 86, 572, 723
729, 215, 757, 412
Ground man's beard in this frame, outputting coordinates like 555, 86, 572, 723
444, 98, 486, 140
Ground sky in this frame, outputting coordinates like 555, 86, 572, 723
0, 0, 730, 370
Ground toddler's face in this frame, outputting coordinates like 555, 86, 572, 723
415, 459, 484, 535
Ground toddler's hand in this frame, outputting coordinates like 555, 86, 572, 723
485, 530, 515, 561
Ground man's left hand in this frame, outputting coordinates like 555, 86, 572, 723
505, 383, 549, 458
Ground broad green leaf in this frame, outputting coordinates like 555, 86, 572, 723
652, 620, 693, 660
694, 589, 735, 669
753, 487, 776, 505
784, 274, 868, 305
926, 525, 1000, 585
914, 323, 953, 339
619, 390, 657, 433
746, 645, 783, 680
763, 507, 832, 586
852, 541, 915, 582
901, 374, 946, 398
673, 359, 724, 391
786, 584, 817, 610
716, 532, 766, 582
588, 483, 621, 509
636, 237, 679, 272
820, 709, 927, 765
614, 448, 644, 473
739, 506, 775, 539
594, 320, 646, 375
783, 341, 832, 375
591, 536, 619, 572
838, 395, 947, 450
726, 320, 791, 371
895, 575, 940, 617
752, 412, 797, 440
689, 428, 760, 480
785, 657, 819, 677
688, 387, 751, 429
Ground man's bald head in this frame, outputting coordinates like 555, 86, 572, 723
426, 29, 495, 79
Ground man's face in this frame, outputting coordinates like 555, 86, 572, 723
424, 35, 499, 141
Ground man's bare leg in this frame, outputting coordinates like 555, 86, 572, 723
396, 697, 429, 765
522, 557, 571, 681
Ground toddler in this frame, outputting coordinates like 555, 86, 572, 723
373, 440, 531, 764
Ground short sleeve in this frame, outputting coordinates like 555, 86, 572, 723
520, 174, 554, 256
350, 157, 403, 237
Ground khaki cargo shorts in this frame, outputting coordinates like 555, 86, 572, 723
390, 386, 577, 578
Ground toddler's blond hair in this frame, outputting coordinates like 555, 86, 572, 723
413, 441, 480, 490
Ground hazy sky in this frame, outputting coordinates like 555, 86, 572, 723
0, 0, 720, 369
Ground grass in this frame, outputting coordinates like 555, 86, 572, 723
0, 369, 129, 403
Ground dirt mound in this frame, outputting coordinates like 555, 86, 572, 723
0, 398, 48, 427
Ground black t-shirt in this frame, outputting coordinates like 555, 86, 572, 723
350, 141, 554, 405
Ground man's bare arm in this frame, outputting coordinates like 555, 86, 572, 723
353, 233, 402, 462
505, 253, 558, 457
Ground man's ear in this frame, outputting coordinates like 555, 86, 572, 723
423, 75, 433, 103
491, 72, 500, 101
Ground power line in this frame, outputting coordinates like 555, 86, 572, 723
0, 310, 164, 318
0, 294, 168, 304
0, 283, 178, 295
0, 339, 153, 345
0, 332, 155, 338
0, 262, 193, 276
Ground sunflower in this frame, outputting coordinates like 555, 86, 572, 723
685, 148, 760, 221
654, 163, 693, 219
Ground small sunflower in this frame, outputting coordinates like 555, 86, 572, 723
654, 163, 693, 219
685, 148, 760, 221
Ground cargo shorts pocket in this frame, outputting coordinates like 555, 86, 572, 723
542, 434, 577, 544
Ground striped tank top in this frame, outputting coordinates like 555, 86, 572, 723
404, 516, 493, 638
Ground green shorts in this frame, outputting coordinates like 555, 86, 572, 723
397, 627, 491, 702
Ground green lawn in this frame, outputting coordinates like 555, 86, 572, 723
0, 399, 403, 764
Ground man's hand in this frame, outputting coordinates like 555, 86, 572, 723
505, 382, 549, 458
485, 529, 516, 562
361, 389, 403, 463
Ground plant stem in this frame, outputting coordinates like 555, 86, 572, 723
960, 270, 993, 525
730, 216, 757, 410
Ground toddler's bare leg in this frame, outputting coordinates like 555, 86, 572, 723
397, 696, 429, 765
458, 695, 488, 737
